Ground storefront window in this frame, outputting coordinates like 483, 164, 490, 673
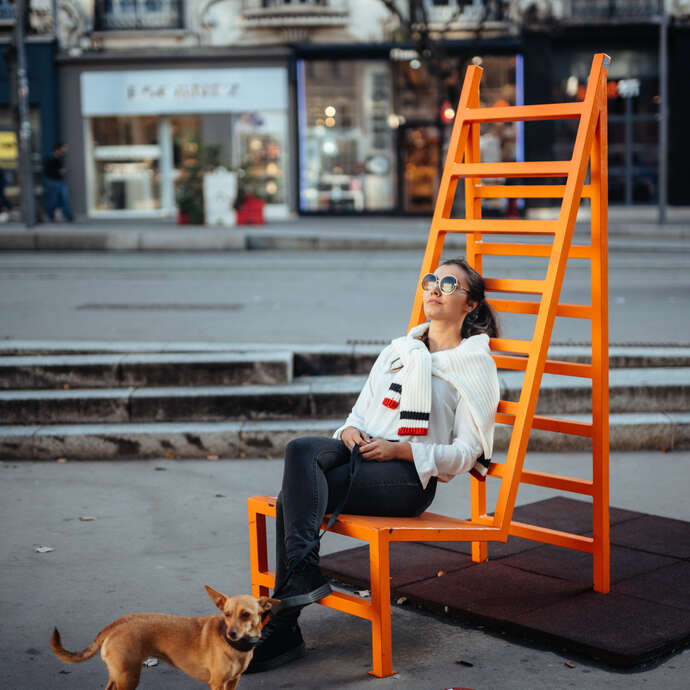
89, 116, 161, 212
298, 60, 395, 212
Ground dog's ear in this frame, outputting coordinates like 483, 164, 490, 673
204, 585, 228, 611
258, 596, 280, 612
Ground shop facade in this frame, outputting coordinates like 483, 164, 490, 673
59, 51, 293, 220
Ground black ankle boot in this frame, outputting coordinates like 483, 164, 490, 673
245, 618, 306, 673
274, 561, 332, 612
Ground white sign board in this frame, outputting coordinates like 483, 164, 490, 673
203, 167, 237, 227
81, 68, 287, 116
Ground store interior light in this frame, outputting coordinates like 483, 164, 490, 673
249, 138, 262, 151
387, 113, 400, 129
322, 140, 337, 155
325, 117, 336, 128
265, 181, 278, 195
471, 56, 483, 66
565, 75, 579, 98
324, 105, 336, 117
266, 162, 279, 176
409, 59, 421, 70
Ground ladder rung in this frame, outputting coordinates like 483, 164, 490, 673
490, 338, 533, 354
474, 184, 593, 199
450, 161, 572, 178
488, 298, 593, 319
464, 102, 584, 123
489, 463, 594, 495
496, 403, 594, 438
440, 219, 558, 235
493, 354, 593, 378
476, 242, 593, 259
504, 521, 595, 552
483, 278, 544, 294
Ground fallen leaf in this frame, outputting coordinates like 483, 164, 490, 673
79, 516, 98, 522
207, 454, 219, 461
455, 659, 474, 667
355, 589, 370, 598
56, 458, 67, 464
564, 661, 575, 669
437, 570, 445, 577
396, 597, 407, 605
215, 493, 226, 498
142, 657, 159, 667
35, 546, 54, 553
63, 384, 70, 389
154, 466, 167, 471
164, 451, 175, 459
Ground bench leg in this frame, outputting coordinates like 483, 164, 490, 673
368, 534, 395, 677
471, 477, 488, 562
248, 507, 270, 598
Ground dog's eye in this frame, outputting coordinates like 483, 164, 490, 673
240, 611, 251, 620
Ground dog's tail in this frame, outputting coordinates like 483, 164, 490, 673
51, 627, 102, 664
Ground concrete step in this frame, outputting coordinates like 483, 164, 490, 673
1, 368, 689, 425
2, 412, 688, 460
0, 351, 293, 390
1, 341, 690, 378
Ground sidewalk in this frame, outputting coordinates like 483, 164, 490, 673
1, 205, 689, 252
2, 452, 690, 689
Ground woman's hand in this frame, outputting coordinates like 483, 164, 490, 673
359, 438, 413, 462
341, 426, 371, 451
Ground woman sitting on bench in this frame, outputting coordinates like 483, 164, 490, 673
247, 258, 501, 673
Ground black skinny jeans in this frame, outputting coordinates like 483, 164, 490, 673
273, 436, 437, 600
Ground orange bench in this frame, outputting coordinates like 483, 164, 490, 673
248, 52, 611, 677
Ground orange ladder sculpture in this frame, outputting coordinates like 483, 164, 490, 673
248, 52, 611, 678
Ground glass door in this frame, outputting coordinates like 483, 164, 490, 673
400, 125, 441, 214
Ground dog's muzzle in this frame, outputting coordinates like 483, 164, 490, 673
225, 633, 261, 653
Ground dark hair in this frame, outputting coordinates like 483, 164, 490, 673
440, 258, 500, 339
54, 141, 65, 152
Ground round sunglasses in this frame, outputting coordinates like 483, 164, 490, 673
421, 273, 469, 295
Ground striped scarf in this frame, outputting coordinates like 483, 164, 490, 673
381, 323, 500, 460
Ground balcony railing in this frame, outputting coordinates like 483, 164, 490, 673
95, 0, 184, 32
241, 0, 349, 29
419, 0, 510, 29
565, 0, 663, 21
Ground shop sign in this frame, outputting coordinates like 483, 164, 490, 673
0, 131, 17, 163
389, 48, 419, 62
617, 78, 640, 99
81, 68, 287, 116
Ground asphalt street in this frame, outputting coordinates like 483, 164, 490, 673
1, 246, 689, 345
2, 452, 690, 690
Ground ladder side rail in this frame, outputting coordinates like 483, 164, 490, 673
492, 54, 609, 531
464, 88, 489, 563
590, 77, 611, 594
408, 65, 483, 332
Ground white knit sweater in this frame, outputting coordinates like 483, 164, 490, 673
334, 324, 500, 489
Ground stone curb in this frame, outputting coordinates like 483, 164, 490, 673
1, 221, 689, 252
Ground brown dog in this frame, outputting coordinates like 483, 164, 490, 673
51, 586, 277, 690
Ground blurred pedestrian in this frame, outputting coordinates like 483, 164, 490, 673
43, 142, 73, 222
0, 169, 12, 222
